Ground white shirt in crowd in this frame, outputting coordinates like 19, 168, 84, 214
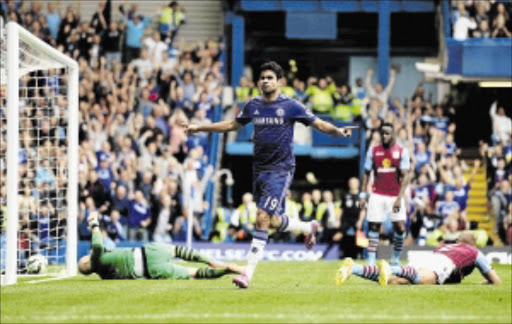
453, 16, 477, 40
490, 101, 512, 144
144, 37, 168, 67
130, 58, 153, 79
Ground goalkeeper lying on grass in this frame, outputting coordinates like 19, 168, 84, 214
78, 212, 244, 280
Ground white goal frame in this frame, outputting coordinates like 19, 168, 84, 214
2, 22, 78, 285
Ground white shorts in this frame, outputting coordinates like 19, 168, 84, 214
409, 253, 455, 285
367, 193, 406, 223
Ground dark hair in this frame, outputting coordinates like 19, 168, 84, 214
259, 61, 284, 79
380, 122, 394, 132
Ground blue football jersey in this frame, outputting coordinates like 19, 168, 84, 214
236, 94, 317, 172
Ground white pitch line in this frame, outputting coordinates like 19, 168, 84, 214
4, 312, 510, 323
26, 276, 73, 284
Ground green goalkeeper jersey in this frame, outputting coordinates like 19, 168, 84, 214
90, 231, 136, 279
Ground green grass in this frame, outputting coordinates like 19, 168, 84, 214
1, 262, 511, 323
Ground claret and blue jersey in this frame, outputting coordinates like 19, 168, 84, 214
235, 94, 317, 215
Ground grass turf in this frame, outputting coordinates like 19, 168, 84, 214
1, 262, 511, 323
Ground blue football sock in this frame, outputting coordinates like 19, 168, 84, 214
352, 264, 363, 276
391, 231, 405, 265
352, 264, 379, 282
367, 231, 379, 265
391, 265, 420, 284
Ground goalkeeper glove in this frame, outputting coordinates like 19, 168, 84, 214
88, 212, 100, 231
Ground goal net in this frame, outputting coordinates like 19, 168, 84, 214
0, 22, 78, 285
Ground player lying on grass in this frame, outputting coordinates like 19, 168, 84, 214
184, 61, 357, 288
335, 231, 501, 286
78, 212, 244, 280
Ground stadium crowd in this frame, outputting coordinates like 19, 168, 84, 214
231, 60, 512, 255
0, 0, 510, 267
451, 0, 512, 40
0, 0, 224, 256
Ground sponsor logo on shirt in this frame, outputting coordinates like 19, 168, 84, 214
253, 117, 284, 125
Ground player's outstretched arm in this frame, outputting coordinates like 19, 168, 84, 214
311, 119, 358, 137
482, 269, 502, 285
183, 119, 241, 135
87, 211, 103, 257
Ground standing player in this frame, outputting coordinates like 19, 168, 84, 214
360, 122, 411, 266
184, 61, 356, 288
335, 231, 502, 286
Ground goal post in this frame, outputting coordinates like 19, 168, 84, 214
1, 22, 78, 285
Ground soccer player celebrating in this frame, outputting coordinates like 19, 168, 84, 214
184, 61, 356, 288
78, 212, 244, 280
360, 122, 411, 266
335, 231, 501, 286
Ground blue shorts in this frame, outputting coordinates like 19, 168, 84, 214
253, 169, 294, 216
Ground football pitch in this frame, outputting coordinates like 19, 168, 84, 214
1, 262, 511, 323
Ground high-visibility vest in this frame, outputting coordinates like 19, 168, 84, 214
160, 7, 183, 26
316, 202, 328, 221
212, 208, 229, 243
351, 98, 363, 116
310, 88, 334, 113
426, 229, 444, 246
235, 86, 250, 102
301, 200, 314, 221
251, 88, 260, 97
237, 202, 257, 226
471, 229, 488, 247
281, 86, 295, 99
333, 103, 352, 121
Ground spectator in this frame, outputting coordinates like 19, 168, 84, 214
474, 1, 489, 27
491, 180, 511, 245
130, 49, 153, 80
333, 84, 354, 121
229, 193, 258, 242
152, 193, 174, 243
90, 0, 111, 36
473, 19, 491, 37
235, 76, 251, 103
144, 31, 168, 67
318, 190, 341, 256
489, 100, 512, 145
492, 14, 512, 37
123, 14, 152, 63
159, 1, 186, 45
127, 190, 151, 242
102, 21, 122, 70
306, 77, 335, 115
177, 71, 196, 102
436, 190, 461, 227
96, 154, 114, 191
365, 68, 396, 118
102, 209, 126, 242
110, 184, 130, 224
453, 11, 477, 40
339, 177, 364, 259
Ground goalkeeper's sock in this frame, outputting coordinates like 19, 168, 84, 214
352, 264, 379, 282
278, 215, 311, 233
390, 231, 405, 266
174, 246, 211, 265
245, 229, 268, 280
391, 265, 420, 284
367, 231, 379, 265
194, 267, 230, 280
